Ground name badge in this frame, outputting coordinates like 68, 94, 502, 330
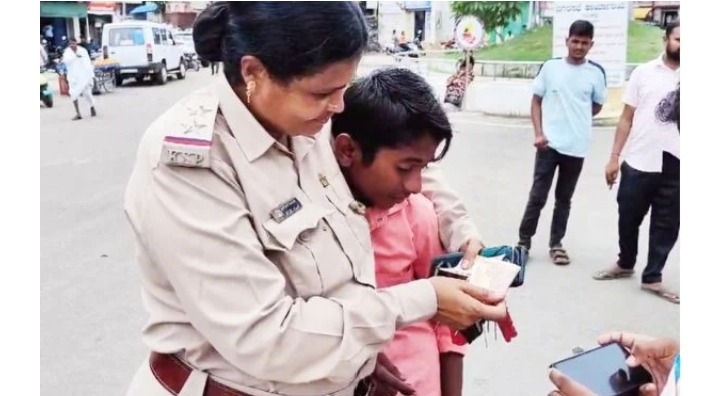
270, 198, 302, 223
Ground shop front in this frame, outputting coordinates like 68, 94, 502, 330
87, 2, 120, 45
40, 1, 88, 48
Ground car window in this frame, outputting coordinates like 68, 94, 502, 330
109, 27, 144, 46
152, 28, 162, 44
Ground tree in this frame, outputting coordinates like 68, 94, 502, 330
451, 1, 524, 43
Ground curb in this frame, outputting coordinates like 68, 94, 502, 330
454, 109, 619, 128
593, 116, 619, 127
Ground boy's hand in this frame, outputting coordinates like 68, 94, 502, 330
459, 238, 484, 269
369, 353, 415, 396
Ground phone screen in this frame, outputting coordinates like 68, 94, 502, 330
550, 343, 653, 396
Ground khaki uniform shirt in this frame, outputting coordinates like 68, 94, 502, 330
124, 75, 481, 396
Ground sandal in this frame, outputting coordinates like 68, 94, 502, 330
549, 246, 571, 265
592, 267, 635, 280
641, 285, 680, 304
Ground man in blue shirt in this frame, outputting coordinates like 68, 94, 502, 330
517, 20, 607, 265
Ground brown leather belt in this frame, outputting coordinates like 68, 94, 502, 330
149, 352, 251, 396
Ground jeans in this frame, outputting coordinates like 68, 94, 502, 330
519, 147, 584, 248
617, 152, 680, 284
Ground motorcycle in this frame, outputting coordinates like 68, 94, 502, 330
184, 52, 201, 71
440, 38, 457, 50
385, 42, 420, 59
40, 68, 54, 108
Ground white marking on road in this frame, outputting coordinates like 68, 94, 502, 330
42, 156, 96, 169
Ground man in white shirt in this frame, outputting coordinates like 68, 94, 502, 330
593, 22, 680, 304
62, 37, 97, 120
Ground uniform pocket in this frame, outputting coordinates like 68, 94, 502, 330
262, 203, 332, 251
262, 202, 336, 296
322, 189, 377, 288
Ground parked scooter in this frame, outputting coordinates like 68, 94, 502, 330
184, 52, 201, 71
385, 42, 420, 58
440, 38, 457, 50
40, 68, 54, 108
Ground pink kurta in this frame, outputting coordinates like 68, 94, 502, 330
366, 194, 467, 396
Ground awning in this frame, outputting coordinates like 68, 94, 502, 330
403, 1, 431, 11
40, 1, 88, 18
130, 2, 158, 15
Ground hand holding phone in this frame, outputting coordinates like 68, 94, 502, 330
549, 343, 653, 396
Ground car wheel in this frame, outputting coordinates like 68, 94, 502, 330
154, 64, 167, 85
177, 60, 186, 80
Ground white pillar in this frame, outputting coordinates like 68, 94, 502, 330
72, 17, 81, 40
427, 11, 436, 43
85, 17, 91, 41
527, 1, 535, 29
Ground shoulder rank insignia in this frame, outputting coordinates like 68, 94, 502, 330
160, 90, 219, 169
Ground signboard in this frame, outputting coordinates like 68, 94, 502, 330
455, 16, 485, 51
88, 2, 117, 12
552, 2, 629, 87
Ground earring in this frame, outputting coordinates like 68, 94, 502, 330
246, 80, 256, 104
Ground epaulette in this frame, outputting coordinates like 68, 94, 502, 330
158, 88, 219, 169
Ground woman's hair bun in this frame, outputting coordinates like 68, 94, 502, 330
193, 2, 230, 62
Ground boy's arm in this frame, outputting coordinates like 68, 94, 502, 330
440, 351, 464, 396
433, 317, 467, 396
421, 165, 484, 260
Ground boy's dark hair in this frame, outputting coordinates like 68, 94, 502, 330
569, 20, 594, 39
332, 68, 453, 165
666, 20, 680, 37
193, 2, 367, 86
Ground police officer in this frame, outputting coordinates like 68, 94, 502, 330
124, 3, 505, 395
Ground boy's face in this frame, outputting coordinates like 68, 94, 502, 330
566, 34, 593, 61
334, 133, 440, 209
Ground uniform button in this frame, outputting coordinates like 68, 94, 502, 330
298, 231, 311, 242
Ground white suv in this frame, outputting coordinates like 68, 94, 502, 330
101, 20, 187, 86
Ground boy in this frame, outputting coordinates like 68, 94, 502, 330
332, 68, 465, 396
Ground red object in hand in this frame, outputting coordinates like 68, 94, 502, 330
497, 311, 518, 342
58, 74, 69, 96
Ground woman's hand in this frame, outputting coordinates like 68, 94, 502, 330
429, 277, 506, 330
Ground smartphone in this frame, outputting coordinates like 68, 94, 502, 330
549, 343, 653, 396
